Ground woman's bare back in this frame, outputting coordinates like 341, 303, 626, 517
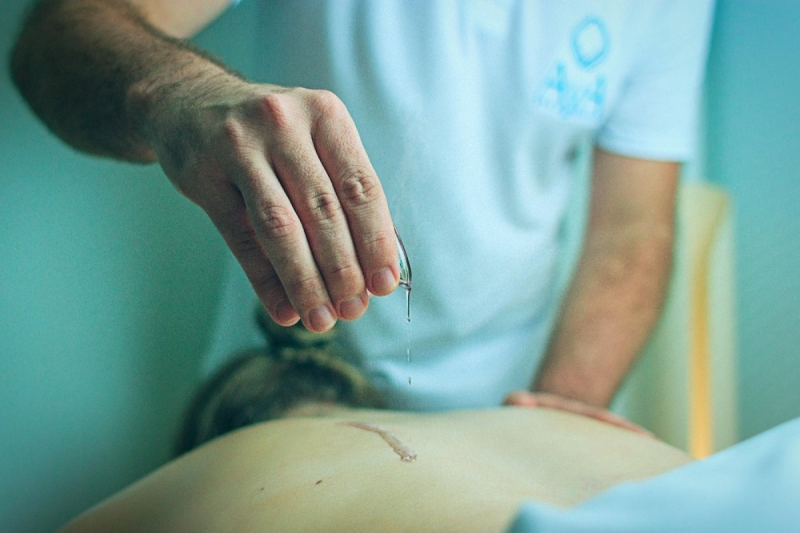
63, 407, 692, 533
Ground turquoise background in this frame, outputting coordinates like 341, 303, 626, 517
1, 1, 799, 531
704, 0, 800, 442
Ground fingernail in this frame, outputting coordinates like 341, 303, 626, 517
308, 305, 335, 332
370, 268, 397, 295
339, 296, 365, 320
275, 300, 299, 325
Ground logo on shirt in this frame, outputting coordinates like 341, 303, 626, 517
534, 16, 609, 122
571, 17, 609, 70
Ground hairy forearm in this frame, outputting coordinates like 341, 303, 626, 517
534, 222, 674, 407
10, 0, 240, 162
11, 1, 402, 333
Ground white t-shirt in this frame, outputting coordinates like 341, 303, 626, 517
206, 0, 715, 410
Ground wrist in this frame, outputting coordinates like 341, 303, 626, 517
124, 57, 245, 160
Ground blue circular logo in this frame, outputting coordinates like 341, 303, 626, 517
571, 17, 609, 70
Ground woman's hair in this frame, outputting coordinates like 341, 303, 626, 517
175, 309, 386, 456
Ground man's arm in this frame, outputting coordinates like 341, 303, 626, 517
10, 0, 400, 333
532, 148, 679, 408
10, 0, 229, 160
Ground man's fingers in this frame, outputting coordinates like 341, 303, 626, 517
503, 391, 655, 438
270, 130, 369, 322
310, 91, 399, 296
195, 87, 397, 331
219, 149, 338, 332
240, 168, 339, 332
205, 185, 299, 327
504, 390, 541, 407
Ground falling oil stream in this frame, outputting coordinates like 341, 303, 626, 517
395, 226, 412, 388
402, 283, 411, 387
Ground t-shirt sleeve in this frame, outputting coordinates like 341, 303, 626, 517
595, 0, 716, 161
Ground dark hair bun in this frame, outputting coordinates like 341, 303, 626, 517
175, 306, 385, 456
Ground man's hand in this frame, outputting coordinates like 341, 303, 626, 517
503, 390, 654, 437
11, 0, 400, 333
138, 80, 400, 332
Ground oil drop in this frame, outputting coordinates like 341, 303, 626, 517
341, 421, 417, 462
395, 226, 413, 389
402, 282, 412, 387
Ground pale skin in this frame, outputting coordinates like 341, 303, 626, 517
61, 407, 693, 532
11, 1, 678, 419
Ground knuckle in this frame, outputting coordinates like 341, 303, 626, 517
306, 189, 344, 225
250, 203, 298, 241
365, 228, 395, 254
221, 117, 246, 151
256, 93, 293, 133
328, 262, 360, 279
249, 269, 283, 300
227, 224, 262, 254
286, 273, 324, 304
219, 116, 262, 161
324, 262, 364, 296
310, 89, 346, 117
339, 166, 381, 207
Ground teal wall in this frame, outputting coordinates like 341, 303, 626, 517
704, 0, 800, 440
0, 2, 256, 531
1, 1, 799, 531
